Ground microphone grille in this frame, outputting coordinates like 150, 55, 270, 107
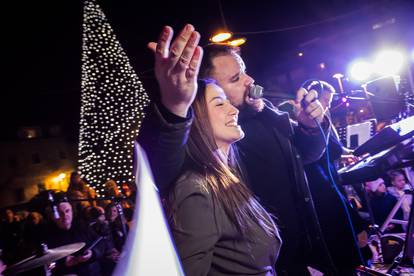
248, 85, 264, 99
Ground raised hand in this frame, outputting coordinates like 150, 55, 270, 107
292, 88, 325, 128
148, 24, 203, 117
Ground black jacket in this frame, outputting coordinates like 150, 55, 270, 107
304, 128, 366, 274
138, 104, 331, 274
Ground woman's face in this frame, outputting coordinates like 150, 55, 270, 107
205, 83, 244, 149
110, 206, 118, 221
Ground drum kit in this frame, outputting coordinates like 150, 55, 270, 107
3, 242, 85, 276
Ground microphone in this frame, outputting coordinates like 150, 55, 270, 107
248, 84, 297, 101
247, 84, 264, 99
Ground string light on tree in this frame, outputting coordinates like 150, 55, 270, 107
79, 0, 150, 196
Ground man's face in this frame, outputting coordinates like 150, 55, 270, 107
210, 53, 254, 108
392, 174, 406, 190
55, 202, 73, 230
377, 183, 387, 193
5, 209, 14, 223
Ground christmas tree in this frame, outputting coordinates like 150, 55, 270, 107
79, 0, 149, 195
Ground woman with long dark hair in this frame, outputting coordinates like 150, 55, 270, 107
163, 79, 281, 275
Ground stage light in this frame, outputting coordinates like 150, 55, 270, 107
298, 52, 304, 57
348, 60, 373, 81
227, 37, 246, 46
341, 97, 347, 103
211, 31, 232, 43
374, 50, 404, 76
319, 63, 326, 69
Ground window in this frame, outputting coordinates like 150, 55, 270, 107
18, 127, 42, 139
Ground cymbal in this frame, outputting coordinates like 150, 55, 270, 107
5, 242, 85, 274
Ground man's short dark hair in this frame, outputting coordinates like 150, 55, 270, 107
199, 44, 240, 79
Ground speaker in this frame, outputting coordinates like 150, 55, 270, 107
363, 76, 405, 121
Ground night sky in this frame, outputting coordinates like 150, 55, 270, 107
2, 0, 413, 141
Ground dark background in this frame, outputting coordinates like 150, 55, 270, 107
2, 0, 413, 142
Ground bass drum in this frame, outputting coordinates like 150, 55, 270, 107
380, 234, 405, 264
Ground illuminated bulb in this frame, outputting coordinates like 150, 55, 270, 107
210, 31, 232, 43
227, 38, 246, 47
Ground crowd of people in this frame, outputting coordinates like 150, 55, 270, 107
0, 172, 136, 275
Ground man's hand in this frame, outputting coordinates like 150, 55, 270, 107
65, 250, 93, 267
357, 230, 369, 248
292, 88, 325, 128
245, 96, 264, 112
148, 24, 203, 117
108, 248, 120, 262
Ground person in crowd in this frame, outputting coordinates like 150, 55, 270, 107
21, 212, 47, 259
139, 24, 336, 274
303, 81, 370, 273
104, 203, 128, 252
67, 171, 89, 197
121, 182, 135, 198
366, 178, 404, 233
67, 171, 92, 221
43, 193, 105, 276
387, 170, 412, 222
0, 209, 24, 266
121, 182, 137, 205
87, 206, 119, 276
104, 180, 121, 198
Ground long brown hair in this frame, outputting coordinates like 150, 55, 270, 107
178, 80, 277, 238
